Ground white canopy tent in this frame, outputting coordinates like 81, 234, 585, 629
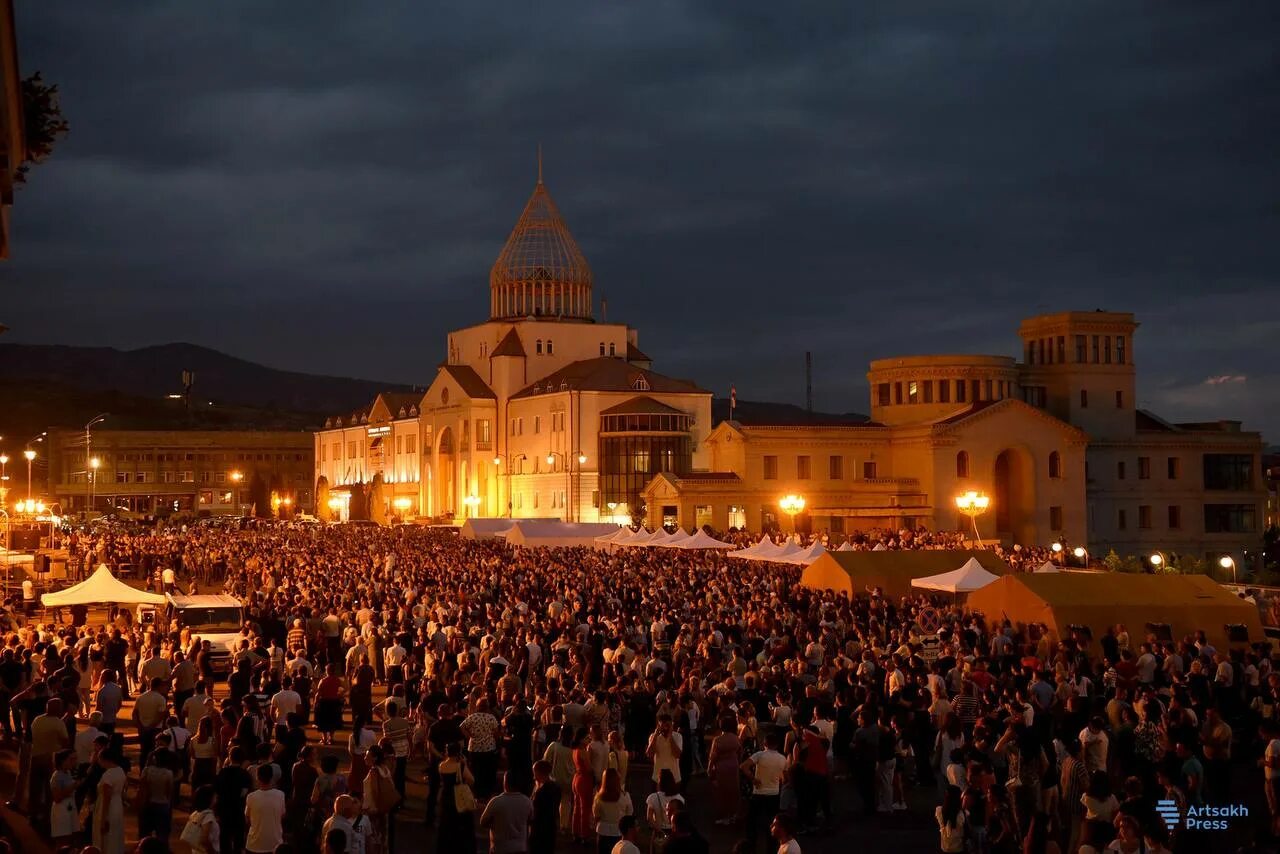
674, 529, 736, 550
726, 535, 782, 561
836, 541, 855, 552
655, 529, 692, 548
872, 542, 888, 552
1034, 561, 1061, 573
504, 521, 621, 549
460, 518, 550, 540
593, 527, 633, 544
611, 528, 652, 547
41, 564, 166, 607
772, 539, 804, 562
910, 557, 1001, 594
787, 540, 827, 565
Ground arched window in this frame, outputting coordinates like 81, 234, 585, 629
599, 342, 605, 356
609, 342, 616, 356
1049, 451, 1062, 479
546, 340, 554, 355
535, 339, 543, 355
956, 450, 970, 478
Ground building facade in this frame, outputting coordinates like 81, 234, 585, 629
47, 429, 314, 516
649, 311, 1265, 569
314, 172, 712, 523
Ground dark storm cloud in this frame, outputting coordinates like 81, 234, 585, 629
3, 1, 1278, 436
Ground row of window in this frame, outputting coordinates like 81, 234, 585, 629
1108, 504, 1255, 533
102, 452, 304, 463
762, 455, 877, 480
512, 489, 568, 510
600, 413, 693, 433
509, 414, 561, 437
1101, 454, 1253, 490
1026, 334, 1128, 367
322, 433, 423, 463
877, 377, 1013, 407
1078, 389, 1125, 409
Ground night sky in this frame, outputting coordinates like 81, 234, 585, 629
4, 3, 1278, 439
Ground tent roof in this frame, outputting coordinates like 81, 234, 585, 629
505, 521, 620, 548
801, 549, 1009, 599
593, 527, 632, 543
966, 573, 1264, 651
41, 565, 166, 607
911, 557, 1001, 593
655, 529, 693, 547
1034, 561, 1060, 573
676, 529, 736, 549
460, 518, 550, 540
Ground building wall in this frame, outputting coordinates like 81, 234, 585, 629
49, 429, 313, 515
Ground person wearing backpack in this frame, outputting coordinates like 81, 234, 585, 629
182, 784, 221, 854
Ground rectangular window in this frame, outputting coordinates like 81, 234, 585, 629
1115, 390, 1124, 409
180, 471, 194, 483
1117, 336, 1126, 365
1118, 509, 1127, 530
695, 505, 713, 530
863, 461, 878, 479
1027, 342, 1036, 365
1167, 457, 1180, 479
923, 380, 933, 403
1038, 339, 1046, 365
135, 472, 148, 484
396, 436, 403, 455
1091, 335, 1100, 363
1075, 335, 1087, 362
1138, 457, 1150, 479
830, 516, 845, 534
115, 471, 130, 484
1057, 336, 1065, 363
1139, 505, 1152, 529
348, 442, 357, 458
894, 382, 903, 405
1117, 461, 1126, 480
971, 379, 981, 402
198, 490, 213, 505
877, 383, 891, 406
1203, 454, 1253, 491
1104, 336, 1112, 364
162, 471, 176, 483
829, 455, 843, 480
907, 381, 919, 404
796, 455, 811, 480
200, 470, 212, 483
727, 505, 746, 529
985, 379, 994, 401
1168, 505, 1181, 529
1049, 506, 1063, 531
1204, 504, 1256, 533
763, 456, 778, 480
1080, 390, 1088, 408
405, 434, 416, 453
955, 380, 967, 403
938, 381, 950, 403
478, 420, 491, 444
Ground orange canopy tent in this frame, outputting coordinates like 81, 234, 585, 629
966, 572, 1263, 652
800, 549, 1009, 599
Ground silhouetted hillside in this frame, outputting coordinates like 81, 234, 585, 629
0, 342, 410, 414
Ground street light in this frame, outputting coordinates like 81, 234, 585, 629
779, 494, 806, 534
1149, 551, 1169, 572
1073, 546, 1087, 568
955, 490, 991, 547
23, 448, 36, 502
463, 494, 480, 518
1219, 555, 1237, 583
89, 457, 100, 514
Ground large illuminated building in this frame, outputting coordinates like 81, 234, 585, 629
314, 171, 711, 523
314, 171, 1264, 567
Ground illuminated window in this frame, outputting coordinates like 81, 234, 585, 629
907, 381, 919, 404
763, 456, 778, 480
796, 456, 811, 479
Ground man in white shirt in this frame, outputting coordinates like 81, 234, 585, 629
1079, 716, 1110, 773
74, 711, 104, 770
271, 676, 302, 724
772, 813, 803, 854
245, 764, 286, 854
610, 815, 642, 854
741, 732, 786, 852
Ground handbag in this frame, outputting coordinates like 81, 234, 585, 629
453, 781, 478, 813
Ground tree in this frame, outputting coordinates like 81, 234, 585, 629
348, 483, 368, 521
316, 476, 331, 522
369, 474, 388, 526
248, 472, 270, 518
17, 73, 70, 185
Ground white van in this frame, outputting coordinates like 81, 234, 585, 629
166, 593, 245, 678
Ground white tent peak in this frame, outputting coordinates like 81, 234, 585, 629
41, 565, 167, 607
910, 557, 1000, 593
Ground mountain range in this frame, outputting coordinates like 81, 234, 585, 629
0, 342, 865, 439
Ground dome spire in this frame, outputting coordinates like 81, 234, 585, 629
489, 158, 593, 322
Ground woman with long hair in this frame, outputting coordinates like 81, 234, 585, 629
592, 767, 633, 854
936, 784, 967, 854
708, 713, 742, 825
189, 714, 219, 789
571, 728, 595, 845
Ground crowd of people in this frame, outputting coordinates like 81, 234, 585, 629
0, 521, 1276, 854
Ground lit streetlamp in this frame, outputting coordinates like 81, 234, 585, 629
0, 453, 8, 509
89, 457, 100, 514
1219, 555, 1237, 583
1051, 541, 1064, 566
1073, 546, 1088, 568
463, 494, 481, 519
955, 490, 991, 547
779, 494, 806, 534
23, 448, 36, 502
1149, 550, 1169, 572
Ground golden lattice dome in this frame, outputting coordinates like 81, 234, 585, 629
490, 169, 593, 321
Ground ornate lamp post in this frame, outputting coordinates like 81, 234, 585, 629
955, 490, 991, 547
1219, 555, 1237, 583
779, 494, 806, 535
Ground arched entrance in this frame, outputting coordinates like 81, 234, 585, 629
994, 447, 1036, 546
435, 426, 455, 519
